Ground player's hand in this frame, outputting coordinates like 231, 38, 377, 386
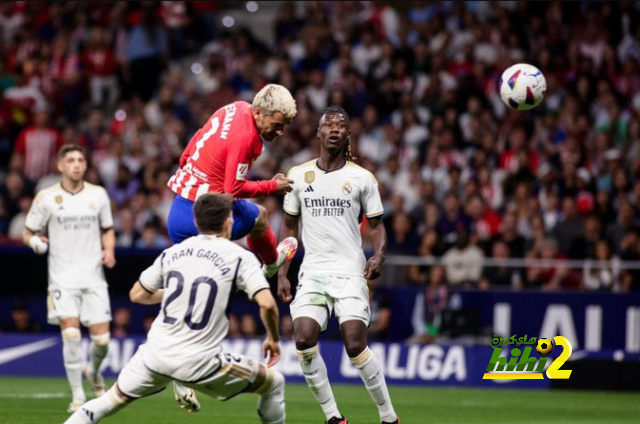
364, 253, 385, 280
277, 276, 293, 303
263, 337, 281, 367
172, 382, 200, 413
102, 250, 116, 269
272, 173, 294, 195
28, 235, 49, 255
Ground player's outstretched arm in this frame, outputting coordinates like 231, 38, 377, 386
254, 289, 281, 366
277, 213, 300, 303
364, 217, 387, 280
129, 281, 164, 305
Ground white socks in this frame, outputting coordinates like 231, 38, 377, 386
89, 333, 109, 376
350, 347, 397, 423
63, 386, 127, 424
297, 345, 341, 421
256, 368, 286, 424
62, 328, 85, 402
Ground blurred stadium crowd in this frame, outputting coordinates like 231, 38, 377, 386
1, 1, 640, 294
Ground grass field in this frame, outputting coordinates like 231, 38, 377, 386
0, 377, 638, 424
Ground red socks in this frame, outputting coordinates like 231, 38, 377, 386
247, 226, 278, 265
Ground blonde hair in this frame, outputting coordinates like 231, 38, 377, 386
252, 84, 297, 121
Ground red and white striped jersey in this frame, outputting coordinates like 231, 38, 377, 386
168, 101, 277, 201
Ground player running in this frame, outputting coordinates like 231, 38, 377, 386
64, 193, 286, 424
167, 84, 298, 277
278, 106, 400, 424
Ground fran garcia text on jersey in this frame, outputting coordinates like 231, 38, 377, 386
165, 247, 232, 275
304, 196, 352, 217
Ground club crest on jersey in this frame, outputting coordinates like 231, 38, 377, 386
236, 163, 249, 180
342, 182, 352, 195
305, 171, 315, 184
89, 201, 97, 211
55, 195, 63, 204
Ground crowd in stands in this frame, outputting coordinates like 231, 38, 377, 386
1, 1, 640, 296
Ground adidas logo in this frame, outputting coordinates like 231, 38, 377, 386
304, 186, 315, 192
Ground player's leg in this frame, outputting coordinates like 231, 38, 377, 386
60, 318, 86, 412
86, 322, 109, 398
246, 363, 286, 424
292, 302, 345, 423
64, 345, 170, 423
194, 352, 285, 424
167, 195, 198, 243
63, 385, 129, 424
335, 277, 398, 424
51, 287, 87, 412
233, 199, 297, 276
84, 286, 112, 398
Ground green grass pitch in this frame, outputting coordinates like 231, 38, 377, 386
0, 377, 637, 423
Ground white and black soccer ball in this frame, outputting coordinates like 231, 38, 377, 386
499, 63, 547, 111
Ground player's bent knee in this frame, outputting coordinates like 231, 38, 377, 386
344, 342, 367, 358
295, 334, 319, 351
61, 327, 82, 341
91, 332, 110, 347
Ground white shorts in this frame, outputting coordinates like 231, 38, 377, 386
290, 274, 370, 331
117, 344, 261, 401
47, 286, 112, 327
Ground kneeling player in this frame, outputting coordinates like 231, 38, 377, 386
64, 194, 285, 424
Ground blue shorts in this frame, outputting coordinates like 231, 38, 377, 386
167, 195, 260, 243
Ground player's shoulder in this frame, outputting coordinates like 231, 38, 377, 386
286, 159, 316, 179
83, 182, 109, 197
83, 181, 106, 192
33, 183, 62, 203
346, 161, 378, 184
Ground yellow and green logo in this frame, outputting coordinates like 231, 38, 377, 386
483, 335, 573, 380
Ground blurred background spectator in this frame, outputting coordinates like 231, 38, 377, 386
1, 2, 639, 332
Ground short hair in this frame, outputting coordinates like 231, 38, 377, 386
321, 105, 349, 120
57, 144, 86, 161
252, 84, 297, 121
193, 193, 233, 233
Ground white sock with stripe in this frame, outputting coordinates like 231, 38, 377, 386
297, 345, 341, 421
350, 347, 398, 423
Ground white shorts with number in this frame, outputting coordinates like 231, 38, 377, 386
117, 344, 261, 401
290, 274, 370, 331
47, 285, 112, 326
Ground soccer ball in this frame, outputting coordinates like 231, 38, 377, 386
499, 63, 547, 110
536, 338, 554, 356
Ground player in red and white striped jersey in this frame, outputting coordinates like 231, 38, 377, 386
167, 84, 298, 277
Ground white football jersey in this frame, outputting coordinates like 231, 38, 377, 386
284, 160, 384, 277
138, 234, 269, 381
25, 182, 114, 290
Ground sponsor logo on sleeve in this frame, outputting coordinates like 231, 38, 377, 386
236, 163, 249, 180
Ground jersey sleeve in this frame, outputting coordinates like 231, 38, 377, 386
283, 170, 300, 216
98, 189, 114, 230
25, 191, 50, 232
139, 253, 165, 293
361, 172, 384, 218
235, 251, 270, 300
223, 138, 278, 198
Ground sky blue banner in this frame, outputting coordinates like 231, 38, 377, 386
2, 335, 637, 388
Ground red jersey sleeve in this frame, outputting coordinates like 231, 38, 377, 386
223, 136, 277, 198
